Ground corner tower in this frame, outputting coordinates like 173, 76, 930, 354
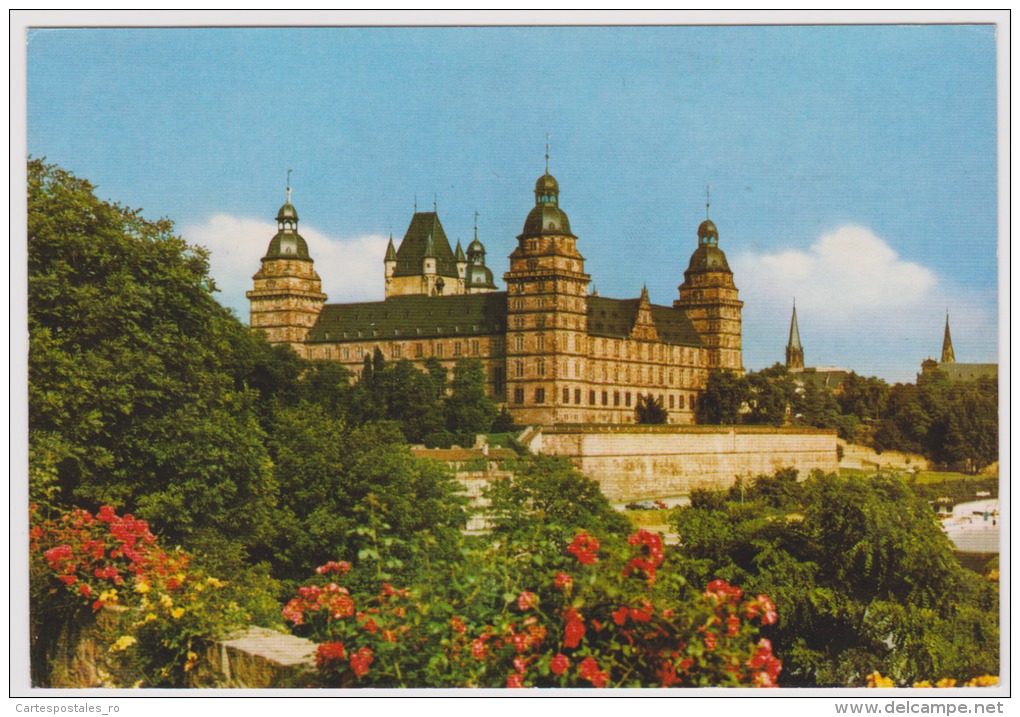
674, 211, 743, 371
247, 184, 327, 349
504, 166, 591, 424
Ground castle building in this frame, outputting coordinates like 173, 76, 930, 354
248, 167, 743, 425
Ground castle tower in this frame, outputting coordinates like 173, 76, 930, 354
786, 301, 804, 370
941, 313, 956, 363
383, 233, 397, 293
385, 209, 462, 298
465, 217, 498, 293
504, 165, 591, 424
674, 207, 743, 371
247, 184, 327, 349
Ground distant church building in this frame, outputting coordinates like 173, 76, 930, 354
248, 162, 743, 425
921, 314, 997, 382
783, 302, 848, 390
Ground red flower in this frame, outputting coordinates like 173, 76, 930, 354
727, 615, 741, 637
554, 572, 573, 591
315, 641, 346, 669
705, 578, 742, 604
567, 533, 600, 565
550, 653, 570, 676
612, 606, 629, 626
506, 673, 524, 688
563, 609, 586, 648
517, 591, 537, 611
451, 616, 467, 634
578, 656, 609, 688
703, 632, 717, 651
470, 637, 488, 659
363, 617, 379, 633
315, 560, 352, 575
349, 647, 374, 678
513, 657, 527, 674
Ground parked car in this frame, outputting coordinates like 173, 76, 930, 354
626, 500, 658, 511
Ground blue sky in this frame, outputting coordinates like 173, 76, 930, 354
26, 24, 1001, 382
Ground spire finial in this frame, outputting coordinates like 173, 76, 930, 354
706, 184, 711, 220
434, 194, 438, 213
286, 169, 293, 203
545, 133, 551, 174
474, 210, 479, 240
414, 195, 417, 213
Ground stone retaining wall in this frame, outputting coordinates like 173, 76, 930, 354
526, 424, 839, 500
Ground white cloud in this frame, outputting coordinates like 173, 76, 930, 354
732, 225, 997, 382
735, 225, 937, 320
182, 214, 389, 320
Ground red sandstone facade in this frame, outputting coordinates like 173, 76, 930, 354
248, 170, 742, 426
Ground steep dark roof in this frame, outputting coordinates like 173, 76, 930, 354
393, 212, 459, 278
307, 292, 508, 343
587, 296, 704, 347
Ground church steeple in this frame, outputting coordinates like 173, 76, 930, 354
786, 300, 804, 370
941, 312, 956, 363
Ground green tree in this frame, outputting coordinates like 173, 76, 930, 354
486, 455, 631, 539
674, 470, 999, 686
445, 358, 498, 434
744, 365, 796, 426
634, 393, 668, 424
698, 369, 749, 424
265, 405, 466, 585
28, 159, 278, 567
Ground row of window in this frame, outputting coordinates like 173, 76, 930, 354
510, 387, 695, 410
510, 359, 701, 388
318, 339, 496, 361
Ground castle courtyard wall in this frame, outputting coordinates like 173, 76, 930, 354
528, 425, 839, 501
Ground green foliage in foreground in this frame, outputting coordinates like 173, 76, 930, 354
674, 470, 999, 686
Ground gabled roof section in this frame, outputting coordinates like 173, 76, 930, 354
393, 212, 460, 278
307, 292, 508, 343
587, 295, 704, 347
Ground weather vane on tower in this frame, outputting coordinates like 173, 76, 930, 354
287, 169, 293, 203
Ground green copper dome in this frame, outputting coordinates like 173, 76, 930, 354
262, 197, 310, 260
520, 172, 574, 238
686, 219, 730, 272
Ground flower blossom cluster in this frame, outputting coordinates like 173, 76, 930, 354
567, 533, 600, 565
623, 530, 665, 584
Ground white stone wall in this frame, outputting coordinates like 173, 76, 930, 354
531, 425, 839, 501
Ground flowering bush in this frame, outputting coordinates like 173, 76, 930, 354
30, 504, 256, 686
284, 528, 782, 688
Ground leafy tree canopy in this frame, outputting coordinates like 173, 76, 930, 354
28, 158, 279, 564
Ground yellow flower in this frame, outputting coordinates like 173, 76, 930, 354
912, 681, 933, 688
134, 580, 151, 594
159, 593, 174, 609
935, 678, 957, 688
174, 572, 187, 584
171, 607, 185, 619
144, 613, 157, 623
867, 672, 896, 688
184, 651, 199, 672
205, 576, 224, 588
98, 589, 119, 605
964, 675, 999, 687
109, 635, 137, 653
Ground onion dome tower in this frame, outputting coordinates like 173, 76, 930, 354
503, 142, 591, 424
786, 301, 804, 370
674, 190, 743, 371
465, 214, 497, 293
247, 177, 327, 349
